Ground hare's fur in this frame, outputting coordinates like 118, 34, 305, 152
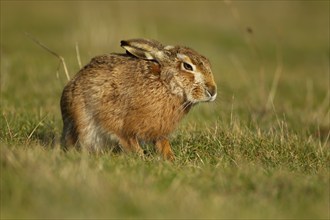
60, 39, 217, 160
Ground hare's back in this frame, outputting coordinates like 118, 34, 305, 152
81, 53, 138, 75
64, 53, 157, 108
69, 54, 140, 90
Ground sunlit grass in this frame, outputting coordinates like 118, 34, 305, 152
1, 1, 329, 219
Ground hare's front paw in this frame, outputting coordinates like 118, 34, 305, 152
118, 136, 144, 156
155, 139, 175, 161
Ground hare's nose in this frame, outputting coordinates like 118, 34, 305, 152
205, 85, 217, 102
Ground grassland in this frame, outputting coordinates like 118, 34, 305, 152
1, 1, 329, 219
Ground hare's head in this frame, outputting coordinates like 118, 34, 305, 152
121, 39, 217, 104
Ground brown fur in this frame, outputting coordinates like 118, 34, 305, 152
60, 39, 217, 160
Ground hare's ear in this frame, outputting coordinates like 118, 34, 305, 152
121, 39, 165, 61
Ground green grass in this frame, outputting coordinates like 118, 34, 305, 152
1, 1, 329, 219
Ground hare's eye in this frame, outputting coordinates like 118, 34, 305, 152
183, 62, 193, 71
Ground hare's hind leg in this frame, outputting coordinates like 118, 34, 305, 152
61, 119, 80, 150
155, 138, 175, 161
76, 119, 107, 152
61, 111, 100, 152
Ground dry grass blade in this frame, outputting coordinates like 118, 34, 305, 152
3, 113, 13, 140
266, 64, 282, 110
75, 42, 82, 69
26, 115, 48, 142
25, 32, 70, 81
266, 40, 283, 110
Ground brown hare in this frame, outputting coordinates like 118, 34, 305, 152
60, 39, 217, 160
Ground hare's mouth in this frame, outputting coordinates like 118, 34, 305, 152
195, 87, 217, 103
187, 93, 216, 104
183, 85, 217, 104
205, 89, 217, 102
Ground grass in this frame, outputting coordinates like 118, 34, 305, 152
1, 1, 329, 219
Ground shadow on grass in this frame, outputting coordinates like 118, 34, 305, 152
33, 129, 58, 148
32, 128, 127, 155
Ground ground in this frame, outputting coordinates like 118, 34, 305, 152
1, 1, 329, 219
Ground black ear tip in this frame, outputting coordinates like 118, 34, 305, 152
120, 40, 128, 47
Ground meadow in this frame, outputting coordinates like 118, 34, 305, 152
1, 1, 329, 219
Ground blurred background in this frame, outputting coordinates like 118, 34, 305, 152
1, 0, 329, 136
1, 1, 329, 218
